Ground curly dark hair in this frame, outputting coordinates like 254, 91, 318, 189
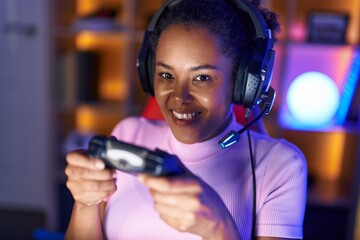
150, 0, 280, 66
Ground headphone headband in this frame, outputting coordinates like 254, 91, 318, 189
148, 0, 272, 40
232, 0, 272, 39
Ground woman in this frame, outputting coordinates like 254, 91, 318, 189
65, 0, 307, 239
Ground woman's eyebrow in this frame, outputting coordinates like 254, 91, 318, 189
155, 61, 172, 70
189, 64, 219, 71
155, 61, 219, 71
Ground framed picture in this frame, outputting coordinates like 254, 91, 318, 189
308, 11, 349, 44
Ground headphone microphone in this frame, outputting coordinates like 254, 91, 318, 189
218, 86, 276, 149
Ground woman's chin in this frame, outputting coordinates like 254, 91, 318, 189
171, 129, 201, 144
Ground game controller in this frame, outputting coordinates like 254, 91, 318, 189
87, 135, 185, 176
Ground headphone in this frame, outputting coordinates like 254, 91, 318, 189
137, 0, 275, 109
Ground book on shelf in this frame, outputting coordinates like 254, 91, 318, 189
77, 50, 100, 102
55, 51, 77, 106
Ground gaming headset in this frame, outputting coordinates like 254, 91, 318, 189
136, 0, 276, 109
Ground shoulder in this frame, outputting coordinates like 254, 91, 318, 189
271, 137, 307, 173
254, 134, 307, 238
110, 116, 168, 143
253, 132, 306, 166
251, 132, 307, 184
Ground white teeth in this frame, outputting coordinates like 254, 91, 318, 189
173, 111, 200, 120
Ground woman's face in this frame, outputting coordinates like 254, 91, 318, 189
154, 24, 234, 144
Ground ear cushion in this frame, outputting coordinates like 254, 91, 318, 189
232, 51, 249, 105
137, 31, 155, 96
147, 47, 155, 96
236, 39, 275, 108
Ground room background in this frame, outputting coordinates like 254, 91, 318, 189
0, 0, 359, 239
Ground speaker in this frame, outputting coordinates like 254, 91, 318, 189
136, 0, 275, 109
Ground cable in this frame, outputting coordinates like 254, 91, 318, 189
246, 111, 257, 240
217, 87, 276, 237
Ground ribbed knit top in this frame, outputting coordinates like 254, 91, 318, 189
105, 115, 307, 239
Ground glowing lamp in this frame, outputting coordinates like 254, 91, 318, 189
287, 71, 340, 127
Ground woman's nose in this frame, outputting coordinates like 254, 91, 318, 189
172, 81, 193, 104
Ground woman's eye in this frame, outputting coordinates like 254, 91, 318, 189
159, 72, 173, 79
194, 74, 212, 82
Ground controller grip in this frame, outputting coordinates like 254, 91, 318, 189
153, 149, 185, 176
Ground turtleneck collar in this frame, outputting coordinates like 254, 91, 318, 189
165, 113, 243, 164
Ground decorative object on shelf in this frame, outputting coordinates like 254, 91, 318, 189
286, 71, 340, 127
307, 11, 349, 44
72, 8, 123, 32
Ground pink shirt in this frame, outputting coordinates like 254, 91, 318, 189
105, 115, 307, 239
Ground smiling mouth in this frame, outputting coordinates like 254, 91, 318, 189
172, 110, 202, 120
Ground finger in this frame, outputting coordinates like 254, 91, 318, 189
66, 178, 117, 206
150, 190, 202, 211
71, 189, 116, 206
154, 202, 196, 221
66, 178, 117, 192
65, 165, 116, 181
158, 216, 181, 230
138, 174, 202, 194
66, 150, 105, 170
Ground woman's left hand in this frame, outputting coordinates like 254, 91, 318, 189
138, 172, 241, 240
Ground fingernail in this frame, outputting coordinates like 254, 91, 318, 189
94, 160, 105, 169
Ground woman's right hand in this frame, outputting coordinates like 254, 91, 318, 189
65, 150, 117, 206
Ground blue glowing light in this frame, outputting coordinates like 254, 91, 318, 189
219, 130, 240, 148
223, 141, 237, 148
336, 50, 360, 125
287, 71, 340, 127
224, 133, 235, 143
